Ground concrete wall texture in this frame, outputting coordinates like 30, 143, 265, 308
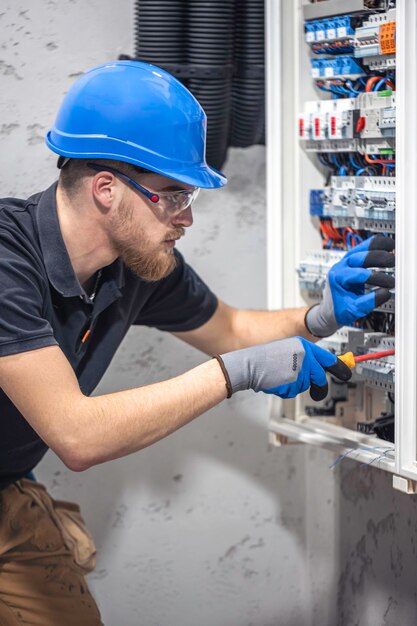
1, 2, 417, 625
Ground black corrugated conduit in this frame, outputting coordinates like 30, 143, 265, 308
231, 0, 265, 147
134, 0, 186, 66
131, 0, 265, 170
187, 0, 235, 168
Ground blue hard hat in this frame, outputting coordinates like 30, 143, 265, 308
46, 60, 227, 189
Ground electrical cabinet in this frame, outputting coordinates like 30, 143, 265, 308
266, 0, 417, 493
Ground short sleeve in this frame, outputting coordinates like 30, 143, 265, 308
0, 229, 57, 356
134, 250, 218, 331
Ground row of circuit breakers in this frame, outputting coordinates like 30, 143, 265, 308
298, 1, 396, 443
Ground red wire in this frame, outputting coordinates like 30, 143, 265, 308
354, 350, 395, 363
365, 76, 384, 92
364, 154, 395, 165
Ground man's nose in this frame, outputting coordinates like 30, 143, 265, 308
172, 206, 193, 228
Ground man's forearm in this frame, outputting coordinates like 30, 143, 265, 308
231, 306, 316, 350
68, 359, 227, 470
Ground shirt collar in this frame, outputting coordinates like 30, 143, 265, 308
36, 182, 125, 298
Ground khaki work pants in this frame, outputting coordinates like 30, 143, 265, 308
0, 479, 103, 625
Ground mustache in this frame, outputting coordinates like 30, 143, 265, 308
164, 227, 185, 241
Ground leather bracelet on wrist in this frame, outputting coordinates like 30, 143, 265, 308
212, 355, 233, 399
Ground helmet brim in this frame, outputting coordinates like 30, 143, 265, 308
46, 132, 227, 189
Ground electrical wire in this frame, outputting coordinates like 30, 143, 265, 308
364, 153, 396, 166
366, 76, 384, 92
329, 445, 395, 470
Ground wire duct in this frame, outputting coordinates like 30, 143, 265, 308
133, 0, 265, 170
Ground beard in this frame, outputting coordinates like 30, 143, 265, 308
110, 201, 185, 282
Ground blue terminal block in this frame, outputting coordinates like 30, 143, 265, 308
314, 20, 326, 42
311, 58, 323, 78
326, 18, 338, 40
305, 15, 356, 43
309, 189, 325, 217
336, 15, 355, 38
310, 55, 365, 79
305, 21, 316, 43
339, 56, 364, 76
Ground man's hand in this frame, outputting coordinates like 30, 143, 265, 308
305, 235, 395, 338
216, 336, 352, 401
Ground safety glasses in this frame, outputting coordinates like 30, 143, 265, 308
87, 163, 199, 215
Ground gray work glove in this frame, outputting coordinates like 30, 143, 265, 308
214, 336, 351, 401
305, 235, 395, 338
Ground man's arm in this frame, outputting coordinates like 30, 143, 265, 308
0, 346, 227, 472
173, 300, 315, 354
173, 236, 395, 355
0, 339, 351, 472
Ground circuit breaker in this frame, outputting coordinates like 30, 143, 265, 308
266, 0, 417, 493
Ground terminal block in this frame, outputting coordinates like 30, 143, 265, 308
356, 357, 394, 391
323, 176, 356, 219
309, 189, 325, 217
310, 55, 366, 80
354, 175, 395, 220
356, 333, 395, 391
299, 99, 357, 152
323, 175, 395, 232
318, 326, 365, 356
297, 249, 344, 298
355, 91, 396, 142
299, 93, 396, 153
353, 9, 396, 70
305, 15, 358, 44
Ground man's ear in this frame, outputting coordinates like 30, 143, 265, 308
90, 171, 118, 209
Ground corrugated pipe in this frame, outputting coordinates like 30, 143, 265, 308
133, 0, 265, 170
231, 0, 265, 148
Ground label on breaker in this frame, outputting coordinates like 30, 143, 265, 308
316, 30, 325, 41
306, 32, 315, 43
312, 68, 320, 78
327, 28, 336, 40
325, 66, 334, 77
337, 26, 347, 37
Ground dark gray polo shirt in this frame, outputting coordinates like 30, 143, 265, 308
0, 183, 218, 489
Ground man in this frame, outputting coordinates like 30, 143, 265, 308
0, 61, 394, 625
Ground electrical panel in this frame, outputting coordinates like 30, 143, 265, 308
266, 0, 417, 492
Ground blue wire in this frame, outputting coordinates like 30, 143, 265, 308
345, 80, 360, 95
316, 83, 339, 95
336, 85, 352, 96
349, 154, 361, 173
316, 83, 344, 99
356, 167, 366, 175
318, 154, 331, 170
374, 78, 388, 91
317, 82, 350, 98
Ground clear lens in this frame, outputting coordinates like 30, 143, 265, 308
157, 187, 200, 214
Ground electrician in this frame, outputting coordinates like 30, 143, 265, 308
0, 61, 394, 625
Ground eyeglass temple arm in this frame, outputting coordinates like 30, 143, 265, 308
86, 163, 159, 203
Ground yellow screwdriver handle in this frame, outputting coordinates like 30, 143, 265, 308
338, 351, 356, 369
